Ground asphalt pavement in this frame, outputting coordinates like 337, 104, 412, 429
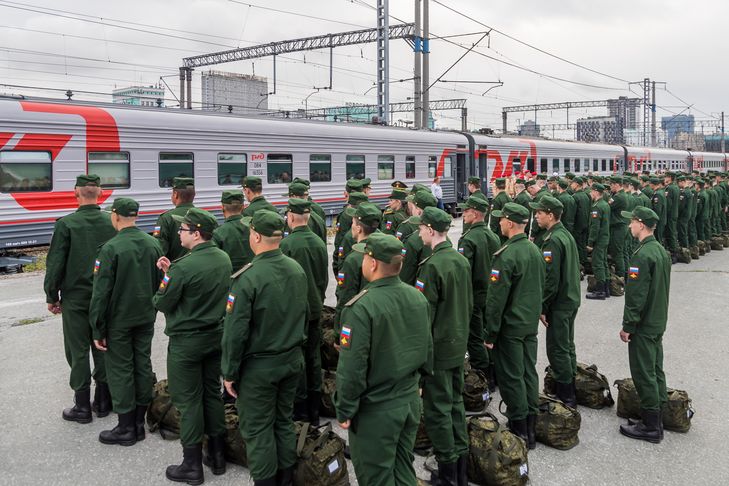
1, 221, 728, 485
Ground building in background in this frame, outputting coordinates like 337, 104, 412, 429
576, 116, 623, 144
112, 85, 165, 107
703, 134, 727, 153
518, 120, 540, 137
661, 114, 695, 141
623, 128, 667, 147
671, 132, 705, 151
608, 97, 640, 130
201, 71, 268, 113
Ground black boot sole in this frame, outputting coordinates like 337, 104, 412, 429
165, 471, 204, 486
96, 410, 111, 418
62, 412, 92, 424
619, 426, 661, 444
99, 436, 137, 446
202, 457, 226, 475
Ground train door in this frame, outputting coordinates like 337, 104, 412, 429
456, 147, 467, 201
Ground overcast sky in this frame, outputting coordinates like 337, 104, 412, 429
0, 0, 726, 134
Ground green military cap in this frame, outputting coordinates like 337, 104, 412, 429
491, 202, 530, 224
677, 175, 687, 182
172, 177, 194, 189
348, 191, 368, 206
361, 177, 372, 188
172, 207, 218, 233
593, 175, 604, 183
406, 190, 437, 209
630, 178, 641, 188
609, 176, 622, 184
242, 176, 263, 190
573, 176, 584, 184
621, 206, 659, 227
664, 171, 675, 178
352, 232, 405, 264
354, 202, 382, 226
536, 174, 548, 180
221, 190, 244, 204
696, 179, 706, 187
345, 178, 364, 193
284, 198, 311, 214
109, 197, 139, 217
410, 206, 452, 232
284, 182, 309, 197
649, 177, 661, 184
292, 177, 311, 187
591, 183, 606, 193
529, 194, 564, 215
245, 209, 284, 237
515, 178, 526, 184
391, 180, 408, 190
640, 175, 650, 182
457, 195, 489, 213
75, 174, 101, 187
557, 179, 569, 189
389, 189, 408, 201
548, 175, 559, 182
468, 176, 481, 185
524, 179, 536, 188
494, 177, 507, 188
565, 172, 576, 180
410, 183, 430, 194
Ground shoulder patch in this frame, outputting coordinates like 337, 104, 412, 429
158, 274, 170, 292
345, 288, 368, 307
628, 266, 640, 280
489, 269, 501, 282
226, 294, 236, 313
231, 263, 253, 279
415, 279, 425, 292
93, 259, 100, 275
337, 272, 345, 286
153, 226, 161, 237
543, 250, 553, 263
340, 325, 352, 349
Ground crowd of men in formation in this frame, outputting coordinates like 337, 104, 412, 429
41, 166, 726, 486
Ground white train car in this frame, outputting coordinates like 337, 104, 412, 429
0, 97, 469, 248
688, 150, 727, 173
624, 146, 692, 173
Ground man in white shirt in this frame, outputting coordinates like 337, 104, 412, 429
431, 177, 444, 210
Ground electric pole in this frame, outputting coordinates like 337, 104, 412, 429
413, 0, 422, 129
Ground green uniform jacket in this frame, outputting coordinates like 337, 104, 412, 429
572, 190, 591, 233
396, 217, 418, 242
665, 184, 680, 221
310, 199, 326, 221
332, 206, 353, 276
335, 232, 380, 324
308, 211, 328, 244
531, 187, 550, 243
416, 241, 473, 370
153, 241, 232, 336
44, 204, 117, 304
588, 199, 610, 247
513, 191, 532, 211
400, 230, 431, 286
540, 223, 580, 313
608, 190, 629, 226
484, 233, 545, 342
489, 191, 512, 238
155, 202, 195, 261
678, 188, 691, 224
334, 276, 433, 421
213, 214, 253, 273
635, 192, 651, 208
221, 249, 308, 381
471, 189, 487, 200
622, 235, 670, 335
280, 226, 329, 322
242, 195, 276, 217
641, 186, 654, 199
698, 190, 710, 223
380, 208, 407, 236
557, 191, 577, 234
688, 188, 698, 222
457, 221, 501, 305
89, 227, 163, 339
651, 190, 667, 235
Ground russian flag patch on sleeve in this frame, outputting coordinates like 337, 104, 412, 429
415, 279, 425, 292
226, 294, 236, 313
628, 266, 640, 280
337, 272, 345, 286
543, 251, 552, 263
340, 326, 352, 348
591, 211, 598, 218
93, 259, 100, 274
159, 275, 170, 291
153, 226, 161, 237
490, 269, 500, 282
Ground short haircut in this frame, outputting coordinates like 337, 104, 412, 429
77, 186, 101, 199
378, 258, 403, 277
354, 217, 379, 236
222, 202, 244, 213
198, 230, 213, 241
174, 186, 196, 203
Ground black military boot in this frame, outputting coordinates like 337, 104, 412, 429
276, 465, 295, 486
92, 382, 112, 418
253, 477, 277, 486
508, 419, 529, 445
526, 415, 537, 450
604, 281, 611, 298
62, 389, 92, 424
431, 460, 458, 486
456, 453, 468, 486
627, 413, 664, 440
619, 409, 662, 444
202, 434, 226, 475
487, 366, 497, 392
166, 444, 204, 485
292, 399, 308, 422
306, 391, 321, 427
556, 381, 577, 409
585, 282, 606, 300
99, 411, 137, 446
135, 405, 147, 441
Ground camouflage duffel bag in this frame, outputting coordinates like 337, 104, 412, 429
320, 327, 339, 370
467, 413, 529, 486
463, 366, 491, 413
690, 245, 700, 260
614, 378, 694, 433
702, 240, 711, 253
414, 405, 432, 456
320, 305, 337, 330
723, 235, 729, 248
320, 370, 337, 418
677, 247, 692, 264
294, 422, 349, 486
221, 403, 248, 466
608, 273, 625, 296
535, 394, 580, 450
544, 363, 614, 409
147, 379, 181, 440
710, 237, 724, 250
586, 275, 599, 293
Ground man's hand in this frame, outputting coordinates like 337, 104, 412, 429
586, 246, 593, 253
157, 257, 171, 273
540, 314, 549, 328
47, 302, 62, 314
485, 342, 494, 350
94, 339, 108, 352
338, 420, 350, 430
224, 380, 238, 399
619, 330, 631, 343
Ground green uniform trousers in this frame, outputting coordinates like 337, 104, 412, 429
608, 225, 627, 276
168, 331, 226, 446
493, 334, 539, 421
545, 308, 577, 384
106, 323, 154, 414
62, 299, 106, 391
591, 245, 609, 283
665, 220, 679, 251
575, 230, 588, 267
422, 366, 469, 464
467, 304, 490, 371
238, 350, 304, 481
688, 220, 698, 246
697, 219, 707, 241
678, 221, 689, 248
296, 319, 323, 401
349, 396, 420, 486
628, 333, 667, 412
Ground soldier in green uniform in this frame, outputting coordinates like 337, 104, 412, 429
213, 190, 253, 273
556, 179, 576, 235
484, 203, 544, 449
650, 177, 667, 246
361, 177, 372, 197
457, 196, 501, 388
640, 175, 654, 199
608, 176, 629, 278
332, 181, 365, 277
676, 176, 691, 251
467, 176, 487, 199
89, 198, 162, 445
155, 177, 196, 261
586, 184, 611, 300
530, 196, 580, 408
687, 177, 700, 254
663, 173, 680, 260
530, 175, 550, 245
489, 177, 512, 242
280, 199, 329, 425
570, 176, 591, 270
242, 176, 276, 217
44, 174, 116, 423
618, 206, 671, 444
284, 182, 327, 243
222, 210, 308, 486
292, 177, 326, 221
513, 179, 532, 211
413, 207, 473, 485
335, 233, 432, 486
399, 190, 438, 286
154, 208, 231, 484
337, 192, 371, 268
381, 188, 408, 236
696, 179, 709, 243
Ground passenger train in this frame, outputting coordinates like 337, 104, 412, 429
0, 97, 726, 248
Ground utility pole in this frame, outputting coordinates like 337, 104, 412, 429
413, 0, 422, 129
643, 78, 650, 146
179, 67, 185, 109
376, 0, 390, 123
722, 111, 725, 153
421, 0, 430, 129
651, 81, 656, 147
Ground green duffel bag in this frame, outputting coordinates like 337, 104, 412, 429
222, 403, 248, 466
467, 413, 529, 486
586, 275, 599, 293
147, 379, 181, 440
320, 370, 337, 418
320, 327, 339, 371
614, 378, 694, 433
703, 240, 712, 253
320, 305, 337, 330
723, 235, 729, 248
463, 366, 491, 413
677, 247, 692, 264
535, 394, 580, 450
609, 273, 625, 296
544, 363, 614, 409
690, 245, 700, 260
293, 422, 349, 486
710, 237, 724, 250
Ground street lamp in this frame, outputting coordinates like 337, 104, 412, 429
303, 89, 320, 118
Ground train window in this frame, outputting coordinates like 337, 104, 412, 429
552, 158, 559, 173
564, 158, 571, 172
443, 156, 453, 177
267, 154, 293, 184
584, 159, 590, 172
377, 155, 395, 180
0, 151, 52, 192
217, 153, 247, 186
526, 157, 535, 173
309, 154, 331, 182
346, 155, 365, 180
593, 159, 599, 172
88, 152, 130, 189
428, 156, 437, 178
159, 153, 193, 188
405, 156, 416, 179
600, 159, 606, 172
512, 158, 522, 175
540, 158, 548, 173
